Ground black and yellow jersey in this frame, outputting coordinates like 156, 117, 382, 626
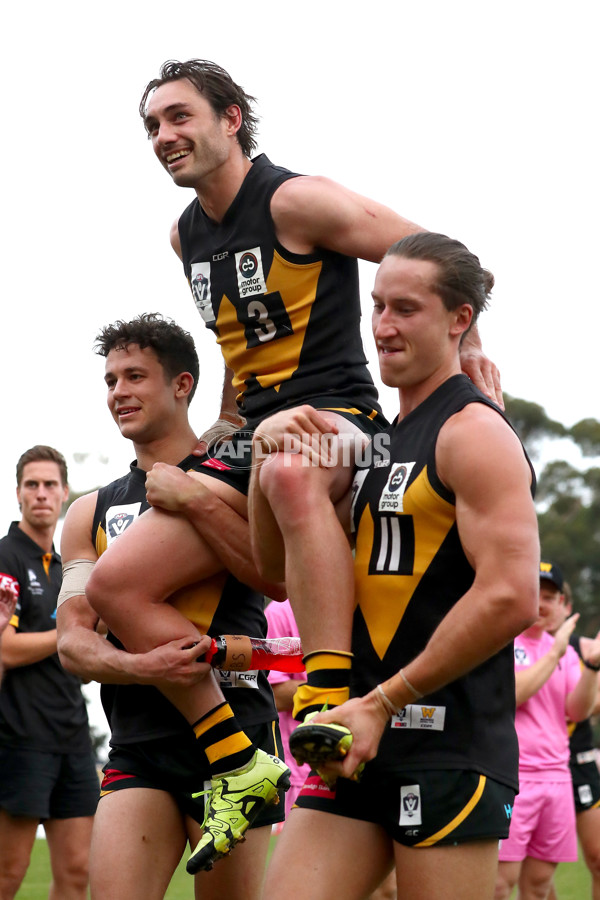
94, 457, 276, 745
350, 375, 534, 789
178, 154, 381, 426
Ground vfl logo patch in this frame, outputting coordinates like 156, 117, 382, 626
190, 261, 215, 327
235, 247, 267, 299
514, 647, 530, 666
106, 503, 142, 546
378, 462, 415, 513
578, 784, 593, 806
400, 784, 422, 825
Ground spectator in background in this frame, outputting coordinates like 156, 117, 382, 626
0, 446, 98, 900
265, 598, 309, 824
546, 581, 600, 900
495, 562, 600, 900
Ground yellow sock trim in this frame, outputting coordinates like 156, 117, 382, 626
304, 651, 353, 673
205, 732, 253, 766
292, 684, 350, 719
192, 704, 234, 739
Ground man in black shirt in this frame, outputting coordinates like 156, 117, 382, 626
0, 445, 98, 900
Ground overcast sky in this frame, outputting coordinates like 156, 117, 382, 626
2, 0, 597, 739
2, 0, 598, 527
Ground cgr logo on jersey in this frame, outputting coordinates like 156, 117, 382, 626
400, 785, 422, 825
106, 503, 142, 547
190, 261, 216, 327
378, 461, 415, 513
235, 247, 267, 299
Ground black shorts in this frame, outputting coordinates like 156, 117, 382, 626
100, 720, 285, 827
193, 398, 389, 494
295, 767, 515, 847
0, 745, 99, 820
570, 755, 600, 812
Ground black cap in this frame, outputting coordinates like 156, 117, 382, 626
539, 561, 564, 592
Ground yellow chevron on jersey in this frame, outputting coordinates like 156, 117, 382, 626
95, 525, 107, 557
214, 251, 321, 400
354, 466, 455, 660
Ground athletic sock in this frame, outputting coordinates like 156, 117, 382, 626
292, 650, 353, 720
192, 702, 254, 777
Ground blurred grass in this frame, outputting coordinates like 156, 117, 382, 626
18, 836, 591, 898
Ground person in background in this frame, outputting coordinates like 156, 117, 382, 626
495, 562, 600, 900
546, 580, 600, 900
0, 446, 98, 900
265, 598, 309, 823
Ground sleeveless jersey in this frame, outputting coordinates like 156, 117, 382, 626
93, 457, 276, 745
350, 374, 534, 789
567, 634, 595, 757
178, 154, 381, 425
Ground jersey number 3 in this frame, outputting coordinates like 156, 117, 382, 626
243, 291, 294, 348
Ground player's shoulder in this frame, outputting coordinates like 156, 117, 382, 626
63, 490, 99, 530
439, 396, 517, 452
271, 174, 341, 214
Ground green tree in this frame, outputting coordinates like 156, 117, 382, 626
504, 396, 600, 635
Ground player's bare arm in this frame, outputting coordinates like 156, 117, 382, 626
271, 175, 423, 261
0, 621, 57, 668
318, 402, 539, 778
272, 177, 501, 403
57, 493, 211, 687
145, 463, 285, 600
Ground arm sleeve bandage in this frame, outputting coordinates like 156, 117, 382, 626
57, 558, 96, 608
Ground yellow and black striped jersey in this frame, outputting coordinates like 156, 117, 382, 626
178, 154, 381, 425
350, 375, 534, 789
93, 457, 276, 745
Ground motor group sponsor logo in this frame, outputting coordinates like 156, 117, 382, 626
391, 704, 446, 732
235, 247, 267, 298
400, 784, 422, 826
378, 461, 415, 513
106, 503, 142, 546
239, 252, 258, 278
514, 647, 530, 666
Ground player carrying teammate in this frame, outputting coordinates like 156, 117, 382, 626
259, 232, 540, 900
